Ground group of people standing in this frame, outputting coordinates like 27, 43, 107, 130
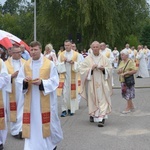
0, 42, 63, 150
0, 40, 150, 150
112, 44, 150, 78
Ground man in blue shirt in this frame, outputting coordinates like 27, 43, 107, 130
20, 44, 30, 60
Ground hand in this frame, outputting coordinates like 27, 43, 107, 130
32, 78, 41, 85
92, 64, 98, 70
49, 56, 53, 61
98, 66, 104, 71
24, 76, 32, 82
121, 72, 127, 76
11, 71, 19, 78
68, 60, 74, 64
64, 57, 67, 63
118, 68, 123, 74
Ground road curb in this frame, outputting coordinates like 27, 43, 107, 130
113, 86, 150, 89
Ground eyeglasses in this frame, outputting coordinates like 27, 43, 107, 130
12, 51, 22, 54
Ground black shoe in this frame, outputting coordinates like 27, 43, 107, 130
89, 116, 94, 122
53, 146, 57, 150
136, 76, 142, 78
0, 144, 4, 150
98, 119, 105, 127
60, 111, 67, 117
13, 132, 24, 140
68, 109, 74, 116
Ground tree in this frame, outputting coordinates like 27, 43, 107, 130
1, 0, 150, 51
140, 25, 150, 48
2, 0, 27, 14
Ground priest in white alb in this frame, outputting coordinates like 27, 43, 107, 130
5, 46, 26, 139
56, 40, 81, 117
136, 45, 149, 78
16, 41, 63, 150
79, 41, 112, 127
0, 58, 9, 150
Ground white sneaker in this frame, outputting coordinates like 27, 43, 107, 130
121, 110, 131, 114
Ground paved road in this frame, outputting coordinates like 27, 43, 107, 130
5, 70, 150, 150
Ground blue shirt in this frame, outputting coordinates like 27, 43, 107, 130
21, 50, 30, 60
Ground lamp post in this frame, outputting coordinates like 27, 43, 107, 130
34, 0, 36, 41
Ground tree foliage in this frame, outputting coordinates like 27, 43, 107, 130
140, 25, 150, 48
0, 0, 150, 51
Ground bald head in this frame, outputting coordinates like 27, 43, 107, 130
100, 42, 106, 50
90, 41, 100, 56
137, 45, 142, 51
125, 44, 130, 49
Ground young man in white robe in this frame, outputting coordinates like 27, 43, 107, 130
79, 41, 112, 127
136, 45, 149, 78
0, 58, 9, 150
57, 40, 81, 117
16, 41, 63, 150
5, 46, 26, 139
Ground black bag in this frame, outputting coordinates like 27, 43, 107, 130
124, 75, 135, 87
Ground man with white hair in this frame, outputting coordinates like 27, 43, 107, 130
79, 41, 112, 127
124, 44, 134, 60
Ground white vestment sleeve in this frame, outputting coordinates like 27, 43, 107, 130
15, 65, 26, 93
42, 62, 59, 95
72, 53, 81, 72
104, 68, 109, 80
56, 62, 66, 73
87, 69, 92, 80
116, 52, 119, 57
136, 52, 143, 60
72, 61, 79, 72
5, 74, 12, 93
0, 73, 9, 89
109, 52, 115, 64
0, 59, 9, 89
56, 54, 66, 73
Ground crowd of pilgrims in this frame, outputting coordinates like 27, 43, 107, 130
0, 40, 150, 150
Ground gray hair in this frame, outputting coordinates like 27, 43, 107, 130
120, 49, 129, 56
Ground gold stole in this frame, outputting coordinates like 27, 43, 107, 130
78, 74, 81, 94
128, 49, 131, 54
5, 58, 25, 122
105, 50, 110, 58
134, 50, 137, 57
22, 57, 51, 138
0, 60, 5, 130
135, 59, 139, 70
57, 50, 78, 99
